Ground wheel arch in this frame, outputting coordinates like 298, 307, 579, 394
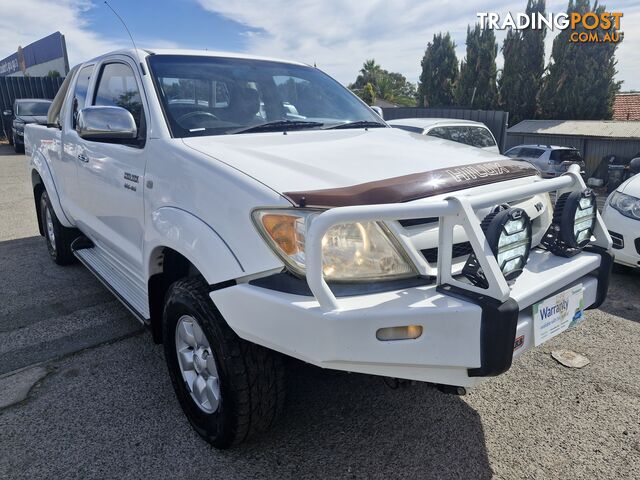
145, 207, 246, 343
29, 151, 73, 228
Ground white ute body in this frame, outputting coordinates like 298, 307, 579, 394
25, 49, 612, 392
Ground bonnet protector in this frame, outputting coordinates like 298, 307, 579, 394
283, 160, 539, 208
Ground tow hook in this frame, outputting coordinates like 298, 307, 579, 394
435, 384, 467, 396
382, 378, 466, 396
383, 377, 414, 389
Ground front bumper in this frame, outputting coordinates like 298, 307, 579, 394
211, 248, 610, 388
602, 206, 640, 268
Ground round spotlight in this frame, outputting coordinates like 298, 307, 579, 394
482, 207, 532, 280
554, 189, 597, 249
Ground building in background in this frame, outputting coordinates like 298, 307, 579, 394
0, 32, 69, 78
613, 93, 640, 121
506, 120, 640, 175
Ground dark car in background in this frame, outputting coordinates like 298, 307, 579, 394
504, 144, 586, 178
4, 99, 51, 153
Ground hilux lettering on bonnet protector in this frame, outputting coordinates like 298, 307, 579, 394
284, 160, 539, 208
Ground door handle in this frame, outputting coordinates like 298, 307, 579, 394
78, 153, 89, 163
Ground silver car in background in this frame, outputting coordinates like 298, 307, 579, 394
387, 118, 499, 153
504, 144, 586, 178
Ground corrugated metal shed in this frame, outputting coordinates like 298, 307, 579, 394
508, 120, 640, 139
506, 120, 640, 175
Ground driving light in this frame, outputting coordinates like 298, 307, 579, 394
253, 209, 416, 282
542, 189, 597, 256
483, 208, 532, 280
608, 191, 640, 221
462, 207, 532, 286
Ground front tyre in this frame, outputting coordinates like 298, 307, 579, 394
163, 277, 285, 448
39, 190, 79, 265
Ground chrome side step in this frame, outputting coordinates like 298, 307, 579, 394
72, 238, 150, 323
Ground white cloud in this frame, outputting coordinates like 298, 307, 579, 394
199, 0, 640, 90
0, 0, 121, 65
0, 0, 178, 67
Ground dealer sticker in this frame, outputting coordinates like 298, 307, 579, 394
533, 284, 584, 346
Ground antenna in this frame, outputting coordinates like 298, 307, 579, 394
103, 1, 146, 75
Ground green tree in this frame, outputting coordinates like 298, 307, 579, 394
539, 0, 621, 119
455, 25, 498, 109
418, 33, 458, 107
499, 0, 546, 124
47, 70, 61, 78
350, 59, 416, 106
362, 82, 376, 105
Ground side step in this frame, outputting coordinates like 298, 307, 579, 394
72, 237, 150, 324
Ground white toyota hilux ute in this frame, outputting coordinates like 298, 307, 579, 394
25, 49, 613, 448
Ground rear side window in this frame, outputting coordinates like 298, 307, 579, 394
93, 62, 144, 134
426, 126, 450, 139
519, 147, 545, 158
550, 149, 582, 162
505, 147, 521, 157
444, 126, 496, 148
72, 65, 94, 128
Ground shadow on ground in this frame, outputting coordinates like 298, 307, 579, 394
0, 335, 493, 480
0, 235, 492, 479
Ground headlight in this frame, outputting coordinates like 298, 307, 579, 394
253, 209, 416, 282
609, 191, 640, 221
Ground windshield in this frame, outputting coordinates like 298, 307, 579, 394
16, 101, 51, 116
148, 55, 385, 137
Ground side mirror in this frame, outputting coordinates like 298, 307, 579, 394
2, 109, 12, 116
76, 106, 137, 141
370, 106, 384, 119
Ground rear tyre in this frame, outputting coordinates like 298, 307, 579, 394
163, 277, 285, 449
39, 190, 79, 265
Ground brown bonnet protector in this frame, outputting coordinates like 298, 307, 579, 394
283, 159, 539, 208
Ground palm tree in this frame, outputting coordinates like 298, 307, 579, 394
359, 59, 382, 86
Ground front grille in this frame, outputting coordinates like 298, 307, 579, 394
609, 230, 624, 250
635, 237, 640, 255
421, 241, 473, 263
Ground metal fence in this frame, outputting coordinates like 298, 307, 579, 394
0, 76, 64, 139
381, 107, 510, 153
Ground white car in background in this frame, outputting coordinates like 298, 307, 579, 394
603, 173, 640, 269
387, 118, 499, 153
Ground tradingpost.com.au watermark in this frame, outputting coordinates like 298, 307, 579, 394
478, 11, 623, 43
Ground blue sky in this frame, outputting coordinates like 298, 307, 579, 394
1, 0, 639, 90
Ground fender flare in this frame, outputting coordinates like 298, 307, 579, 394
30, 150, 74, 227
146, 206, 245, 285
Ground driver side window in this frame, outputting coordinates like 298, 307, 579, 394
93, 62, 146, 142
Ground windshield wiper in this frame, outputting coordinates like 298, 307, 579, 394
323, 120, 386, 130
231, 120, 324, 134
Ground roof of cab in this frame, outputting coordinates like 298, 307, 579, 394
386, 118, 487, 129
84, 48, 309, 67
